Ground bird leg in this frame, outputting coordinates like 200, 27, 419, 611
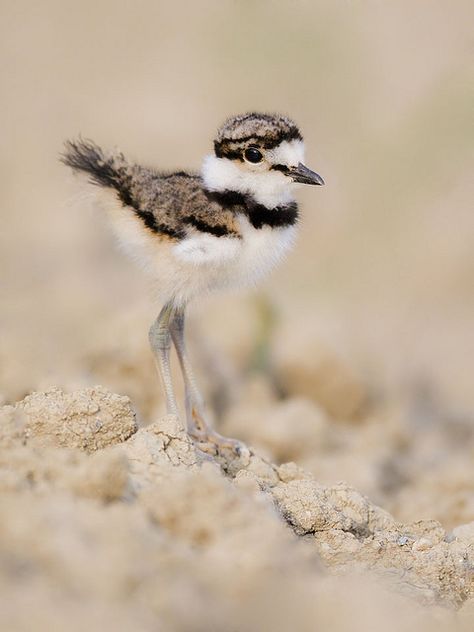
170, 308, 246, 456
149, 302, 179, 416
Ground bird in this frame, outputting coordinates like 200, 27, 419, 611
61, 112, 324, 455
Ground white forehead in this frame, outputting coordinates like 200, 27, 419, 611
267, 139, 305, 166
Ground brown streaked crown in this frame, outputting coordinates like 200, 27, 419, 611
214, 112, 302, 160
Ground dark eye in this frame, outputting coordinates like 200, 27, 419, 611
244, 147, 263, 164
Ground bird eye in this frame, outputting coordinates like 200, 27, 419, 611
243, 147, 263, 164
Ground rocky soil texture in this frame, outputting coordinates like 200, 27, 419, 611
1, 385, 474, 631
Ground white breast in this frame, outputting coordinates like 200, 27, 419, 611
168, 215, 297, 304
227, 214, 297, 288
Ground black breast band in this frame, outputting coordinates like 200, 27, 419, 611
204, 189, 298, 230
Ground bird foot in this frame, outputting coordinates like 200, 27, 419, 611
189, 426, 249, 460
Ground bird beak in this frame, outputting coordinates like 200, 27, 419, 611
288, 162, 324, 185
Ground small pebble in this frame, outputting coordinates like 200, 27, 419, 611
412, 537, 433, 551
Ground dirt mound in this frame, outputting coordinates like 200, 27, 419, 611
1, 386, 474, 631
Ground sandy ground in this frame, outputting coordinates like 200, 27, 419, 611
1, 384, 474, 631
2, 1, 474, 629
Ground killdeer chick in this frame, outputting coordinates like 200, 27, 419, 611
62, 112, 324, 454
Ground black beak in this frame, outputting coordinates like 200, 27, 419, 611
288, 162, 324, 185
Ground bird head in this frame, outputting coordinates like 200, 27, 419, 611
202, 112, 324, 208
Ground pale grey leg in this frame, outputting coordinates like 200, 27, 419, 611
170, 308, 247, 455
149, 302, 179, 416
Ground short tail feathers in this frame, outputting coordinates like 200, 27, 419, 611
61, 138, 134, 207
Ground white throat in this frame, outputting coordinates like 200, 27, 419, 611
201, 140, 306, 209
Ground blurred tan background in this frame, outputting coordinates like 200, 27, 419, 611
3, 3, 474, 628
1, 0, 474, 489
